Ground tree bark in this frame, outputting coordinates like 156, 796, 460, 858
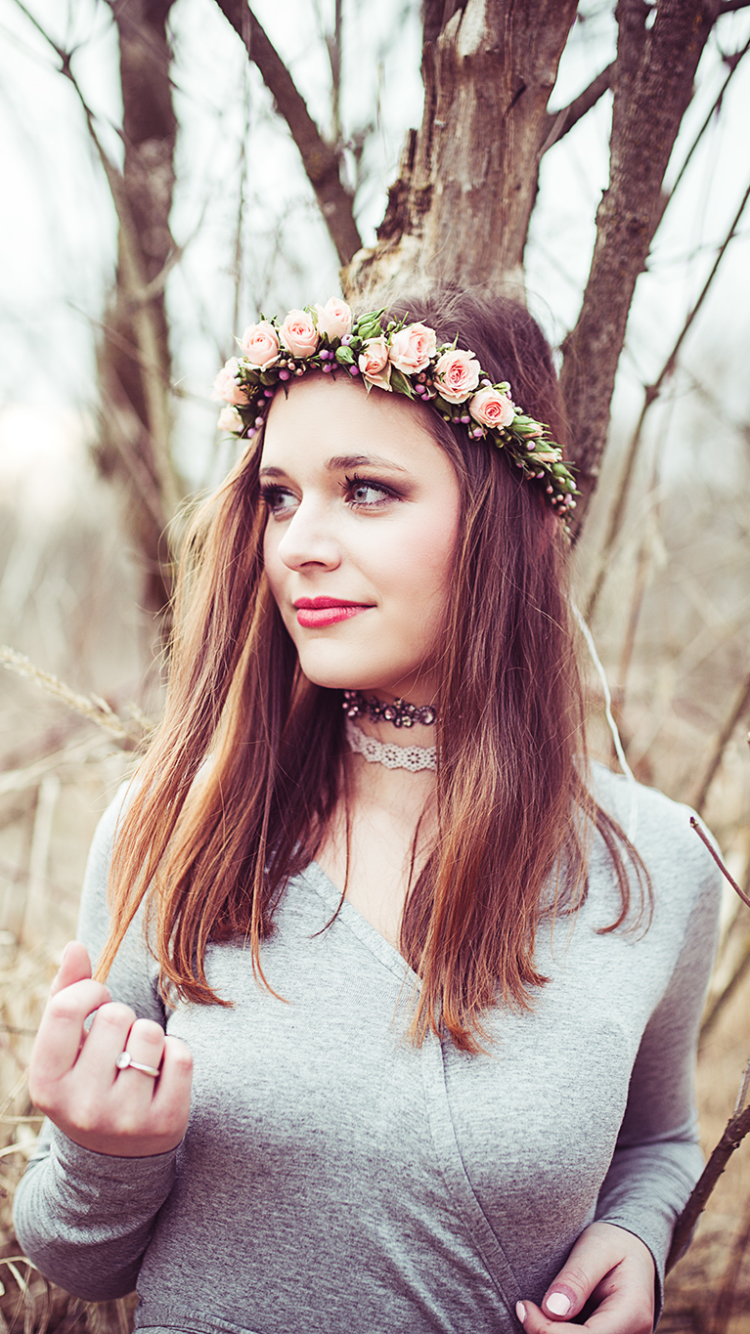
343, 0, 578, 300
96, 0, 181, 620
561, 0, 723, 523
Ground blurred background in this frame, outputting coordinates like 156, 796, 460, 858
0, 0, 749, 1328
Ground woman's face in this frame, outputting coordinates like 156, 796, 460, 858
261, 373, 461, 702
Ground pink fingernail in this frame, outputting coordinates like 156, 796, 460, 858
516, 1301, 527, 1325
547, 1292, 572, 1317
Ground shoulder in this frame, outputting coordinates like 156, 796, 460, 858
78, 780, 164, 1021
80, 780, 135, 910
588, 761, 724, 934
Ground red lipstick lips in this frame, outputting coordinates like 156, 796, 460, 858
294, 597, 371, 629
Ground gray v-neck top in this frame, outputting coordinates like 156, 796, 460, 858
14, 767, 722, 1334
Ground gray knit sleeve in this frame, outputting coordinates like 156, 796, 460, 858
13, 788, 178, 1300
594, 830, 723, 1318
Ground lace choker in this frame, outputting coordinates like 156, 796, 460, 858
345, 719, 436, 772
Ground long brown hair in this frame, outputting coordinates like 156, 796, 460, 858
99, 289, 647, 1052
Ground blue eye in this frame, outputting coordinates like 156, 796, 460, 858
344, 474, 396, 508
261, 486, 297, 517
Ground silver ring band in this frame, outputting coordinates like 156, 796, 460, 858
116, 1051, 161, 1079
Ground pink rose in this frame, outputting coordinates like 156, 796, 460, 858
240, 321, 280, 368
217, 405, 245, 433
433, 349, 481, 404
212, 358, 249, 405
280, 309, 318, 359
388, 322, 437, 374
469, 387, 516, 429
314, 297, 353, 341
358, 337, 392, 391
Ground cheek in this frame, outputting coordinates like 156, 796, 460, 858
380, 506, 460, 611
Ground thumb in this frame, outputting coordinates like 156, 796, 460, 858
50, 941, 93, 996
541, 1225, 616, 1321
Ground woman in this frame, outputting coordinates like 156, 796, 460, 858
15, 290, 721, 1334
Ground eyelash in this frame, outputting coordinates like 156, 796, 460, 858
342, 473, 397, 509
260, 473, 398, 518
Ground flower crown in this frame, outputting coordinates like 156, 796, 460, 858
213, 296, 577, 518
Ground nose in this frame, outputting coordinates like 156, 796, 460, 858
275, 497, 342, 572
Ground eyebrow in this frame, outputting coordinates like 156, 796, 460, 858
259, 453, 409, 480
326, 453, 409, 474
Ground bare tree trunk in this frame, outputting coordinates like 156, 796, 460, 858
344, 0, 578, 299
95, 0, 181, 621
562, 0, 722, 522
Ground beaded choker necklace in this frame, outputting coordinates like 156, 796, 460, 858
342, 689, 437, 729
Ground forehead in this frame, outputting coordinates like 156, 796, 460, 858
260, 372, 443, 469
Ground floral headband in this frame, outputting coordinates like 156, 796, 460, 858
213, 297, 577, 518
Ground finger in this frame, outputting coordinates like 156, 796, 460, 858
540, 1226, 620, 1321
116, 1018, 166, 1083
50, 941, 93, 997
517, 1299, 579, 1334
74, 1000, 137, 1084
150, 1036, 193, 1142
32, 978, 113, 1084
518, 1286, 653, 1334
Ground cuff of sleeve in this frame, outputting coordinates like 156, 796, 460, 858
594, 1215, 664, 1329
49, 1125, 178, 1199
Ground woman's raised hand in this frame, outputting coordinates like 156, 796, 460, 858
516, 1222, 655, 1334
29, 941, 193, 1158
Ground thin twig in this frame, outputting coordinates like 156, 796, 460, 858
10, 0, 182, 524
586, 174, 750, 621
213, 0, 361, 265
667, 34, 750, 203
690, 817, 750, 909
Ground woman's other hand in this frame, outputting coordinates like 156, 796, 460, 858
29, 941, 193, 1158
516, 1221, 655, 1334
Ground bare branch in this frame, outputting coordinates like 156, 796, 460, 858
667, 1101, 750, 1272
689, 817, 750, 909
584, 173, 750, 617
720, 0, 750, 11
665, 34, 750, 206
10, 0, 182, 529
213, 0, 362, 266
561, 0, 724, 525
539, 61, 614, 156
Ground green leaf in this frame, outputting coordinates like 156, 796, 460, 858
389, 367, 415, 398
